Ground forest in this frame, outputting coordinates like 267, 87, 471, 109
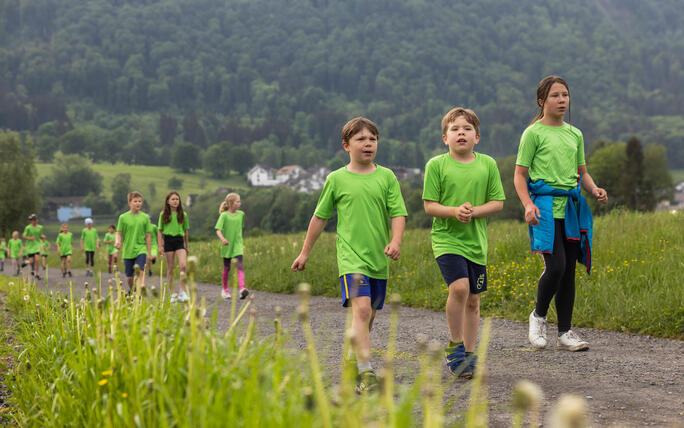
1, 0, 683, 170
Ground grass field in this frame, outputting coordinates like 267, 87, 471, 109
671, 169, 684, 183
36, 162, 247, 201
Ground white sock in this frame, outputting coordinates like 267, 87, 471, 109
357, 361, 372, 372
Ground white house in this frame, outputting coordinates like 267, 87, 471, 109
246, 164, 330, 193
247, 164, 280, 186
288, 167, 330, 193
275, 165, 304, 184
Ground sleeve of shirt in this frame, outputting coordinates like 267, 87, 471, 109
116, 215, 124, 233
576, 128, 586, 166
184, 214, 189, 230
240, 211, 244, 230
157, 212, 164, 232
313, 175, 335, 220
516, 127, 537, 167
80, 229, 86, 239
487, 157, 506, 201
387, 171, 408, 218
23, 226, 30, 237
214, 213, 224, 230
422, 158, 441, 201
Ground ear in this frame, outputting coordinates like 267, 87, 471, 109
442, 134, 448, 146
474, 134, 481, 145
342, 140, 351, 152
537, 98, 544, 108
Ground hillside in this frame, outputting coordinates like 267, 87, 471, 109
1, 0, 683, 167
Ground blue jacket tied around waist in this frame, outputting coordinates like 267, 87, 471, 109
527, 178, 593, 274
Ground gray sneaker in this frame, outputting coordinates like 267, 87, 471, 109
528, 311, 548, 349
557, 330, 589, 351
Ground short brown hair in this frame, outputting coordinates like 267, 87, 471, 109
128, 191, 143, 202
441, 107, 480, 136
341, 117, 379, 143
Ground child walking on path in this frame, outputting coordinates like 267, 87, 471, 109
56, 223, 73, 278
423, 107, 505, 378
103, 225, 118, 274
115, 191, 152, 292
81, 218, 99, 277
514, 76, 608, 352
23, 214, 45, 280
158, 191, 190, 303
0, 238, 6, 272
40, 236, 49, 276
291, 117, 407, 393
8, 232, 23, 275
215, 193, 248, 300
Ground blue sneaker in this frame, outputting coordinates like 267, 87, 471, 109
460, 353, 477, 379
444, 342, 467, 376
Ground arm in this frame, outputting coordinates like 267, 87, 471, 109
472, 200, 504, 218
114, 231, 122, 249
184, 229, 189, 253
145, 232, 151, 258
157, 230, 164, 256
291, 215, 328, 271
514, 165, 540, 225
424, 200, 476, 223
578, 165, 608, 204
80, 238, 85, 251
216, 229, 229, 246
384, 216, 406, 260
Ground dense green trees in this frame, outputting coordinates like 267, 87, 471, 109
40, 153, 104, 197
0, 130, 41, 235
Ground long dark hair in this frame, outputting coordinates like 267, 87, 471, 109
162, 191, 185, 225
529, 75, 571, 125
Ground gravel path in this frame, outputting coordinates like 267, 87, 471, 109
4, 267, 683, 427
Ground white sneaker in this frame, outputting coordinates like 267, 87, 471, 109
221, 289, 232, 300
170, 293, 179, 303
557, 330, 589, 351
528, 311, 548, 349
178, 291, 190, 303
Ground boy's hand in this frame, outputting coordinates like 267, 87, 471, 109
455, 202, 473, 223
592, 187, 608, 204
114, 242, 121, 250
221, 238, 229, 246
384, 242, 401, 260
291, 254, 308, 271
524, 203, 541, 226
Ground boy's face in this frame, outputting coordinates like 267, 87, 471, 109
109, 227, 115, 233
129, 197, 143, 211
30, 219, 38, 226
443, 116, 479, 155
87, 224, 93, 229
12, 232, 18, 239
343, 127, 377, 165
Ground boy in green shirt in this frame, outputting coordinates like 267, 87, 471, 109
115, 191, 152, 291
39, 236, 49, 276
423, 107, 505, 378
103, 225, 118, 274
81, 218, 100, 277
9, 231, 23, 276
56, 223, 73, 278
291, 117, 407, 392
23, 214, 46, 280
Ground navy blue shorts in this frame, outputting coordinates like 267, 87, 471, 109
436, 254, 487, 294
123, 254, 147, 278
339, 274, 387, 309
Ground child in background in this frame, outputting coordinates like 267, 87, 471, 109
514, 75, 608, 352
81, 218, 99, 277
147, 220, 158, 277
115, 191, 152, 292
9, 231, 23, 276
423, 107, 505, 378
103, 225, 118, 274
56, 223, 73, 278
291, 117, 407, 393
0, 237, 6, 272
40, 236, 49, 276
158, 191, 190, 303
23, 214, 45, 280
215, 193, 248, 300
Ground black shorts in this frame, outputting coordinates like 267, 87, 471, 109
436, 254, 487, 294
27, 252, 39, 258
163, 235, 186, 253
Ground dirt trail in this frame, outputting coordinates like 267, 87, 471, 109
3, 268, 682, 427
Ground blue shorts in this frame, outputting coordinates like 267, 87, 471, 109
123, 254, 147, 278
339, 274, 387, 309
435, 254, 487, 294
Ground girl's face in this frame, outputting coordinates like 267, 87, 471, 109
12, 232, 18, 239
62, 226, 69, 233
540, 82, 569, 119
168, 194, 180, 208
230, 197, 242, 210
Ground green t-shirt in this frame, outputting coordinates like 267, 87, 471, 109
81, 227, 99, 251
40, 239, 49, 255
56, 232, 73, 256
116, 211, 151, 259
148, 223, 159, 255
158, 212, 189, 237
215, 210, 244, 258
103, 232, 117, 255
314, 165, 408, 279
0, 241, 6, 259
23, 224, 43, 254
9, 239, 23, 258
422, 153, 505, 265
516, 121, 586, 218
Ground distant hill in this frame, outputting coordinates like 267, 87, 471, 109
1, 0, 682, 167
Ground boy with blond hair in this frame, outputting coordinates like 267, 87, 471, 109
291, 117, 407, 392
115, 191, 152, 291
423, 107, 505, 378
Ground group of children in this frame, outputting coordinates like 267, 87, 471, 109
291, 75, 607, 392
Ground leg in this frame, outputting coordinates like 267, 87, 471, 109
535, 221, 567, 318
446, 278, 470, 343
350, 296, 373, 364
463, 292, 481, 352
222, 258, 231, 291
176, 249, 187, 291
165, 252, 176, 292
555, 238, 579, 333
66, 255, 72, 271
235, 255, 245, 289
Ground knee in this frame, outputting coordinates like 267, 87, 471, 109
353, 305, 372, 323
449, 281, 469, 300
543, 263, 566, 282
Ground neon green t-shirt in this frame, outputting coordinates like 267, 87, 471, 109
9, 239, 23, 258
148, 223, 159, 255
56, 232, 73, 256
158, 212, 189, 237
103, 232, 117, 255
314, 165, 408, 279
23, 224, 43, 254
0, 241, 6, 259
81, 228, 99, 251
516, 121, 586, 218
215, 210, 244, 258
116, 211, 151, 259
422, 153, 505, 265
40, 239, 49, 255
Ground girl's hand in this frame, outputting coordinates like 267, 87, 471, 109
291, 254, 308, 271
455, 202, 473, 223
221, 238, 229, 246
384, 242, 401, 260
592, 187, 608, 204
524, 203, 541, 225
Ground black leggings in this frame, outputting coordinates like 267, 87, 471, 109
85, 251, 95, 267
535, 220, 579, 333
